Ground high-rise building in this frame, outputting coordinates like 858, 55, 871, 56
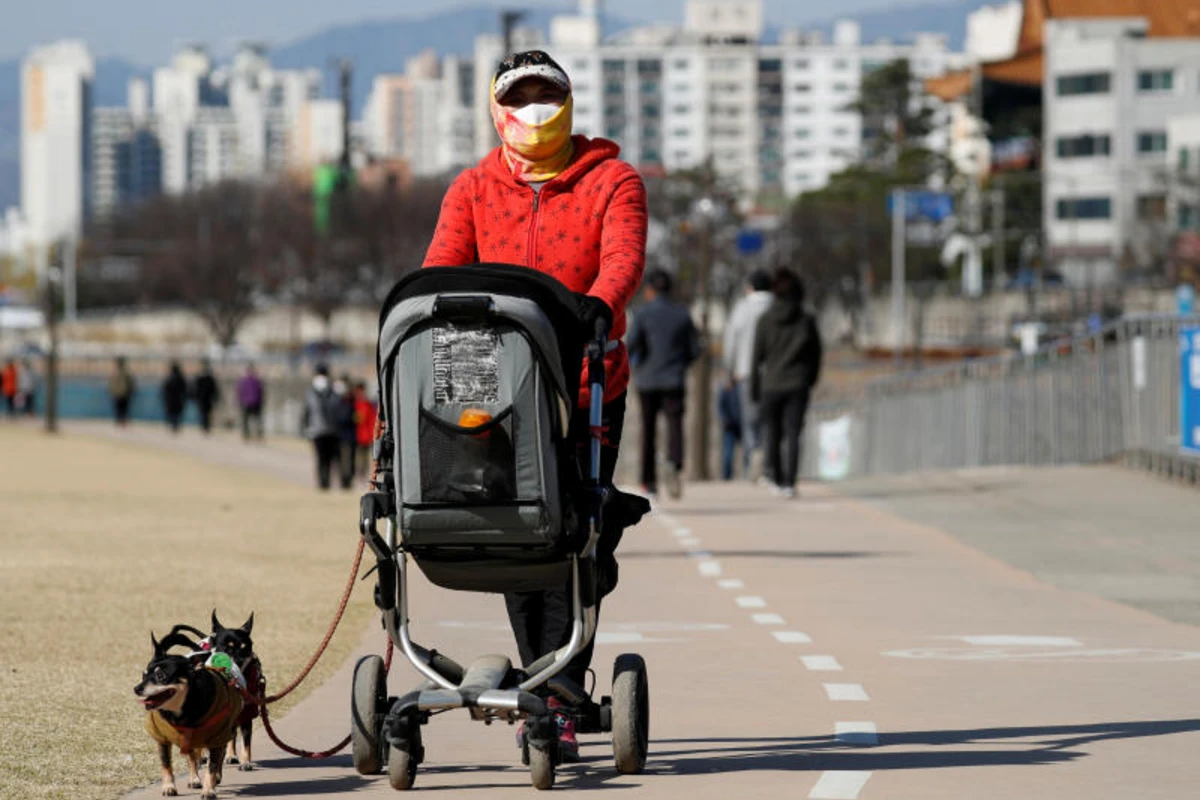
20, 40, 94, 249
1042, 18, 1200, 285
539, 1, 964, 200
91, 107, 162, 216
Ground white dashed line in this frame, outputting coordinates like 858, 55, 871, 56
688, 550, 714, 559
835, 722, 879, 746
735, 596, 767, 609
717, 579, 744, 589
697, 560, 722, 577
772, 631, 812, 644
824, 683, 870, 701
679, 537, 702, 548
955, 635, 1082, 647
809, 770, 872, 799
672, 527, 692, 538
751, 613, 785, 625
800, 655, 843, 671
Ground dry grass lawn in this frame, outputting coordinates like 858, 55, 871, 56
0, 425, 376, 800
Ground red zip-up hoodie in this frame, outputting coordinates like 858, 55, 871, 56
423, 135, 648, 406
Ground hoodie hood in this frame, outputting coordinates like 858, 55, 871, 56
481, 135, 621, 190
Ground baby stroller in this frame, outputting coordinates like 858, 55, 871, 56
354, 264, 650, 790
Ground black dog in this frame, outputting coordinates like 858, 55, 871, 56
135, 627, 243, 798
207, 611, 265, 770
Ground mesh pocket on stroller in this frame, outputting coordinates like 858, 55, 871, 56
418, 406, 517, 504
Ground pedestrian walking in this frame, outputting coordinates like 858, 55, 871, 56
161, 362, 188, 434
192, 360, 220, 435
751, 269, 823, 499
626, 269, 700, 500
236, 364, 265, 442
352, 381, 378, 477
718, 378, 742, 481
723, 269, 774, 480
421, 48, 647, 761
16, 358, 37, 415
302, 364, 343, 491
334, 374, 357, 489
110, 357, 136, 426
1, 359, 17, 415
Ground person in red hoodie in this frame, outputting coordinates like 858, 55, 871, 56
352, 380, 377, 477
423, 49, 647, 761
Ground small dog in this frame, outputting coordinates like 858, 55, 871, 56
135, 627, 244, 798
206, 611, 265, 770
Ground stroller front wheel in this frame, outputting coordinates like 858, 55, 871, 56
529, 744, 555, 790
351, 655, 388, 775
387, 745, 418, 790
611, 654, 649, 774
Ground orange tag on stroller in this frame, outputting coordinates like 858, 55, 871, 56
459, 408, 493, 437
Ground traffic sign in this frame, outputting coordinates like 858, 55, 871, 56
1182, 326, 1200, 457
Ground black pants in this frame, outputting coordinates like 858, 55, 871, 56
241, 406, 263, 441
313, 434, 342, 490
198, 404, 214, 434
761, 389, 810, 489
114, 397, 131, 426
340, 441, 358, 488
638, 388, 684, 491
504, 393, 626, 690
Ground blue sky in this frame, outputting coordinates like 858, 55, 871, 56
0, 0, 905, 63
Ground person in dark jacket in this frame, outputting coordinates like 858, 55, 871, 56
161, 362, 188, 434
192, 359, 220, 435
751, 269, 822, 499
718, 378, 742, 481
237, 364, 265, 441
109, 356, 136, 426
626, 268, 701, 499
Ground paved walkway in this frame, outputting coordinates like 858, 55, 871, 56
105, 425, 1200, 799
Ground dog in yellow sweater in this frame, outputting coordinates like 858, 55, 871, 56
135, 629, 244, 798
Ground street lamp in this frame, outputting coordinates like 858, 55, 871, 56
688, 195, 721, 482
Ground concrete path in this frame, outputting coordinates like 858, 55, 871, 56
104, 426, 1200, 798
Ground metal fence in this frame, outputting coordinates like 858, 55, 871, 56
801, 315, 1200, 484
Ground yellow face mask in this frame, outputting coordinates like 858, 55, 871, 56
490, 81, 574, 182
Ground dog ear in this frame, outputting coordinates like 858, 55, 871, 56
151, 632, 162, 657
241, 612, 254, 634
211, 609, 224, 632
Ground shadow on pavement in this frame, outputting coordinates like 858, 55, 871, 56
637, 719, 1200, 775
832, 479, 1016, 502
621, 550, 903, 561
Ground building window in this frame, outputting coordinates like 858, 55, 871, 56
792, 104, 812, 114
637, 59, 662, 76
1136, 194, 1166, 222
1055, 134, 1111, 158
1137, 69, 1174, 92
605, 123, 624, 139
793, 128, 811, 139
1180, 203, 1198, 230
792, 83, 812, 93
671, 127, 689, 138
759, 58, 782, 73
1137, 131, 1167, 154
574, 59, 591, 71
1180, 147, 1190, 171
832, 82, 851, 92
833, 59, 849, 70
1055, 197, 1112, 220
832, 126, 850, 138
643, 103, 660, 118
793, 59, 810, 70
791, 149, 812, 159
1056, 72, 1111, 96
672, 59, 690, 70
671, 104, 690, 114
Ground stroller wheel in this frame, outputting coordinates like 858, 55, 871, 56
387, 744, 418, 790
529, 744, 555, 790
611, 654, 649, 775
351, 655, 387, 775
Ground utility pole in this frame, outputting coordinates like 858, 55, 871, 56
501, 10, 527, 60
991, 186, 1006, 289
693, 208, 714, 482
890, 189, 906, 368
40, 244, 59, 434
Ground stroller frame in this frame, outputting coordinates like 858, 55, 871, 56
354, 280, 648, 791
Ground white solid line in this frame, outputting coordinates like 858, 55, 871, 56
657, 514, 677, 528
824, 683, 870, 701
800, 655, 843, 671
772, 631, 812, 644
697, 560, 722, 577
735, 596, 767, 608
809, 770, 872, 799
835, 722, 879, 746
752, 613, 786, 625
717, 578, 744, 589
957, 635, 1083, 647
